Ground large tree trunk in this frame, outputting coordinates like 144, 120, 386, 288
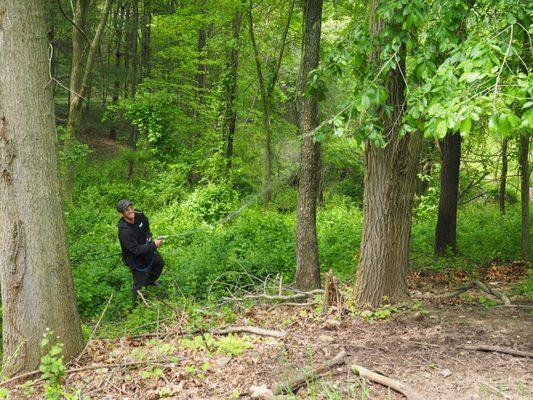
434, 132, 461, 256
295, 0, 323, 291
499, 137, 509, 214
519, 133, 530, 261
225, 10, 243, 172
0, 0, 83, 375
354, 32, 422, 307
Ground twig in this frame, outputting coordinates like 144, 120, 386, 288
462, 345, 533, 358
222, 289, 323, 303
73, 293, 114, 365
0, 358, 177, 388
272, 350, 346, 395
352, 364, 424, 400
212, 326, 286, 339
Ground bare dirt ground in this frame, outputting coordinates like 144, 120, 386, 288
6, 265, 532, 400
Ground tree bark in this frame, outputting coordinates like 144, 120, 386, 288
434, 132, 461, 256
110, 0, 125, 140
68, 0, 90, 108
295, 0, 323, 291
140, 0, 151, 78
519, 133, 530, 261
197, 27, 207, 102
354, 14, 422, 306
127, 0, 140, 178
225, 10, 243, 171
0, 0, 83, 375
499, 136, 509, 214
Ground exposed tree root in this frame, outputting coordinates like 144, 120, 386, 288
462, 344, 533, 358
352, 364, 425, 400
272, 350, 346, 395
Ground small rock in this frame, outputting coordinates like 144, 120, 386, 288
423, 372, 432, 379
318, 334, 335, 343
250, 384, 275, 400
439, 369, 452, 378
146, 390, 160, 400
323, 319, 341, 330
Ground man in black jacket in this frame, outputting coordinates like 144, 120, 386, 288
117, 199, 165, 304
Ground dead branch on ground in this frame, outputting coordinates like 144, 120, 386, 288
212, 325, 286, 339
352, 364, 425, 400
272, 350, 346, 395
462, 344, 533, 358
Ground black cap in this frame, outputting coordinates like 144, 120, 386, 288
116, 199, 133, 213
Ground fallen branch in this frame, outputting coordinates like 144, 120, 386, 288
212, 326, 286, 339
471, 280, 511, 305
272, 350, 346, 395
352, 364, 424, 400
223, 289, 323, 303
438, 280, 511, 305
462, 345, 533, 358
0, 358, 177, 388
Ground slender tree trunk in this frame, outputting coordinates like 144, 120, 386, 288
67, 0, 113, 139
499, 137, 509, 214
519, 133, 530, 261
0, 0, 83, 375
110, 0, 125, 140
68, 0, 90, 108
248, 2, 272, 205
127, 0, 139, 178
434, 132, 461, 256
141, 0, 151, 78
295, 0, 323, 291
197, 27, 207, 102
248, 0, 295, 205
225, 10, 243, 171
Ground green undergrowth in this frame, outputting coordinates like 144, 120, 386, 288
63, 154, 528, 331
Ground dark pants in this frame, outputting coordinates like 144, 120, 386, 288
131, 252, 164, 302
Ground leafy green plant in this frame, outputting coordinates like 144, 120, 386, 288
39, 330, 66, 400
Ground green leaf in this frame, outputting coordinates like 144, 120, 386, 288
459, 71, 482, 82
436, 120, 447, 138
460, 118, 472, 136
498, 114, 511, 136
488, 114, 499, 132
361, 94, 371, 110
521, 108, 533, 128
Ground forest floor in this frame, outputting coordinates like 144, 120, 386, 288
7, 263, 532, 400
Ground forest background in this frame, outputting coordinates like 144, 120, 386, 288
46, 0, 531, 323
0, 0, 531, 380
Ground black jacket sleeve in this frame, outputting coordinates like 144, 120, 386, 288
144, 214, 152, 238
118, 225, 156, 256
